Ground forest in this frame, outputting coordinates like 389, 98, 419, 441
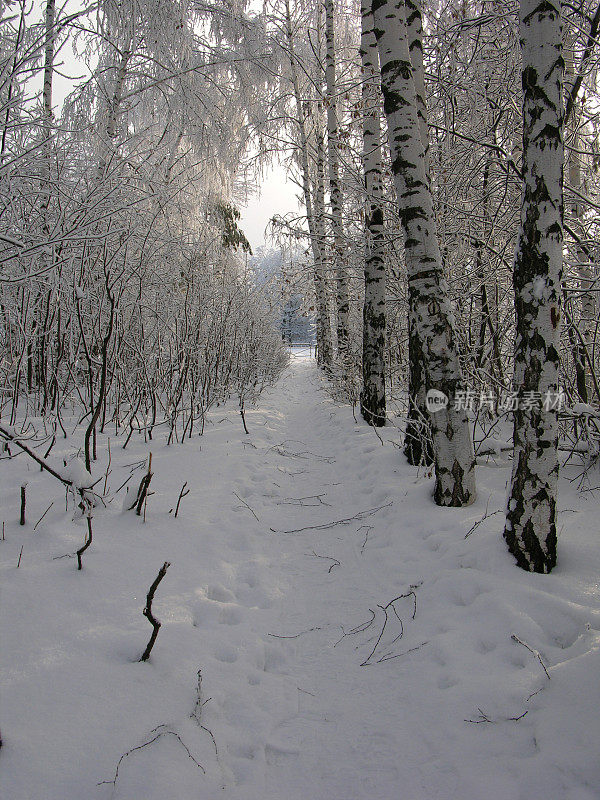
1, 0, 600, 798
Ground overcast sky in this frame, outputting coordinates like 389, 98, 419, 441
239, 162, 301, 253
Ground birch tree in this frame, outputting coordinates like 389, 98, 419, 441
359, 0, 386, 426
504, 0, 564, 573
372, 0, 476, 506
403, 0, 433, 464
281, 0, 333, 369
325, 0, 350, 364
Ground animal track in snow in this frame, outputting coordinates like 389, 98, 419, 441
218, 605, 243, 625
206, 584, 237, 603
437, 675, 459, 690
215, 645, 239, 663
262, 644, 288, 674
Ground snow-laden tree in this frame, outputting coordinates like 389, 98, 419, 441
0, 0, 287, 451
504, 0, 564, 573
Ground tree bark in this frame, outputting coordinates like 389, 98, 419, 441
360, 1, 387, 427
504, 0, 564, 573
402, 0, 433, 464
325, 0, 350, 365
372, 0, 475, 505
283, 0, 333, 369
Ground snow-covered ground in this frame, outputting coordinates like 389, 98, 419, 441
2, 353, 599, 800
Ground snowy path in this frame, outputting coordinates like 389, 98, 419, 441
2, 353, 600, 800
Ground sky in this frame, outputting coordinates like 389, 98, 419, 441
239, 162, 302, 253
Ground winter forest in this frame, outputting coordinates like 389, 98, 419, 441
1, 0, 600, 797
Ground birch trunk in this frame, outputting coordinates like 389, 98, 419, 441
325, 0, 350, 364
504, 0, 564, 573
402, 0, 433, 464
314, 106, 334, 368
283, 0, 332, 368
372, 0, 475, 505
564, 41, 595, 404
360, 1, 386, 426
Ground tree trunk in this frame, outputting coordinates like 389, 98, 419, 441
564, 39, 595, 404
402, 0, 433, 465
504, 0, 564, 573
360, 1, 387, 427
325, 0, 350, 364
372, 0, 475, 505
283, 0, 333, 370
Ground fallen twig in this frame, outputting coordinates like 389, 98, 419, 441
233, 491, 259, 521
276, 494, 331, 507
359, 591, 417, 666
333, 610, 377, 647
190, 669, 218, 759
465, 706, 530, 724
33, 501, 54, 531
465, 495, 502, 539
373, 641, 429, 664
98, 724, 205, 789
511, 634, 551, 680
306, 550, 340, 572
268, 626, 323, 639
357, 525, 373, 554
270, 502, 392, 534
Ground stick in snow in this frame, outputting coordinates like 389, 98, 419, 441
76, 516, 93, 570
20, 484, 26, 526
172, 482, 189, 518
139, 561, 170, 662
129, 453, 153, 515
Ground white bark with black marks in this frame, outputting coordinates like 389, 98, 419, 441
325, 0, 350, 364
360, 1, 387, 427
402, 0, 433, 464
283, 0, 332, 369
504, 0, 564, 573
372, 0, 475, 505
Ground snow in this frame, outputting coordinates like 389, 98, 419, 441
63, 458, 96, 489
2, 355, 600, 800
532, 276, 547, 300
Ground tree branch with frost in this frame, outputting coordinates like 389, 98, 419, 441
0, 423, 99, 509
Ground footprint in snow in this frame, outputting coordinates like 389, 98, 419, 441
214, 645, 239, 663
206, 584, 237, 603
